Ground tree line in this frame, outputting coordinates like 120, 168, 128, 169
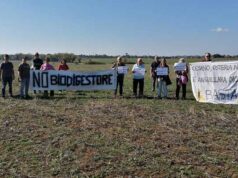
0, 53, 237, 63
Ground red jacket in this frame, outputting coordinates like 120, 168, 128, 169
58, 64, 69, 70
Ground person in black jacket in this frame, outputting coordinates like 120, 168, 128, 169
112, 56, 126, 97
32, 52, 43, 94
0, 54, 15, 97
150, 56, 160, 92
32, 52, 43, 70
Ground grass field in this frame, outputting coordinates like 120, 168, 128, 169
0, 57, 238, 177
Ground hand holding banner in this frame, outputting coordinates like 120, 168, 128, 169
156, 67, 168, 76
174, 63, 186, 71
117, 66, 128, 74
133, 68, 145, 77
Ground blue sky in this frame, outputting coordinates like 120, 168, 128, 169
0, 0, 237, 55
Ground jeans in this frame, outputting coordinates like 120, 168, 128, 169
20, 78, 30, 97
176, 78, 187, 99
2, 77, 13, 97
158, 80, 167, 98
115, 75, 124, 96
133, 79, 144, 96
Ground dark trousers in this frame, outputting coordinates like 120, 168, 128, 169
151, 75, 157, 91
176, 78, 186, 99
43, 90, 54, 97
115, 75, 124, 95
2, 77, 13, 97
133, 79, 144, 96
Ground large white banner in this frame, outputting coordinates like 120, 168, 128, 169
190, 61, 238, 104
30, 70, 117, 91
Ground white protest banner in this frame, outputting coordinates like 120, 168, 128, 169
156, 67, 168, 76
117, 66, 128, 74
174, 62, 186, 71
190, 61, 238, 104
30, 70, 117, 91
133, 68, 145, 77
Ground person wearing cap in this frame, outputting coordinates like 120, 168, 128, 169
112, 56, 126, 97
0, 54, 15, 98
18, 57, 31, 99
132, 58, 146, 97
150, 56, 160, 92
203, 53, 212, 62
175, 58, 189, 100
40, 57, 55, 98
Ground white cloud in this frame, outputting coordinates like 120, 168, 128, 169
211, 27, 229, 32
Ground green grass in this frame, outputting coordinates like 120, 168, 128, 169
0, 58, 238, 177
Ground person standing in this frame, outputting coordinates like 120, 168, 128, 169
58, 59, 69, 71
112, 56, 126, 97
18, 57, 31, 99
0, 54, 15, 98
32, 52, 43, 94
203, 53, 212, 62
57, 59, 69, 93
150, 56, 160, 92
157, 58, 169, 99
132, 58, 146, 98
32, 52, 43, 70
40, 57, 55, 97
175, 58, 189, 100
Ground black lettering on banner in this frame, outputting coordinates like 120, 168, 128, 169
72, 74, 76, 85
102, 75, 108, 85
91, 75, 96, 85
60, 75, 67, 86
41, 72, 49, 88
214, 90, 219, 100
205, 90, 212, 99
219, 92, 226, 100
76, 76, 81, 85
96, 75, 102, 85
230, 90, 238, 100
108, 74, 112, 85
85, 76, 91, 85
33, 71, 40, 87
81, 75, 86, 85
51, 75, 58, 85
67, 76, 73, 87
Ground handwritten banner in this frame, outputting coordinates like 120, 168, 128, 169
190, 61, 238, 104
133, 68, 146, 77
156, 67, 168, 76
117, 66, 128, 74
174, 62, 186, 71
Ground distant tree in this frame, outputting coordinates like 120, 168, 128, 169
213, 54, 225, 58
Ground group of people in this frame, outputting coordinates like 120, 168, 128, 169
113, 53, 212, 99
0, 52, 212, 99
0, 53, 69, 99
113, 56, 178, 99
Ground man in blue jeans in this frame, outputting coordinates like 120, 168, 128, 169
18, 57, 31, 99
0, 54, 15, 98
